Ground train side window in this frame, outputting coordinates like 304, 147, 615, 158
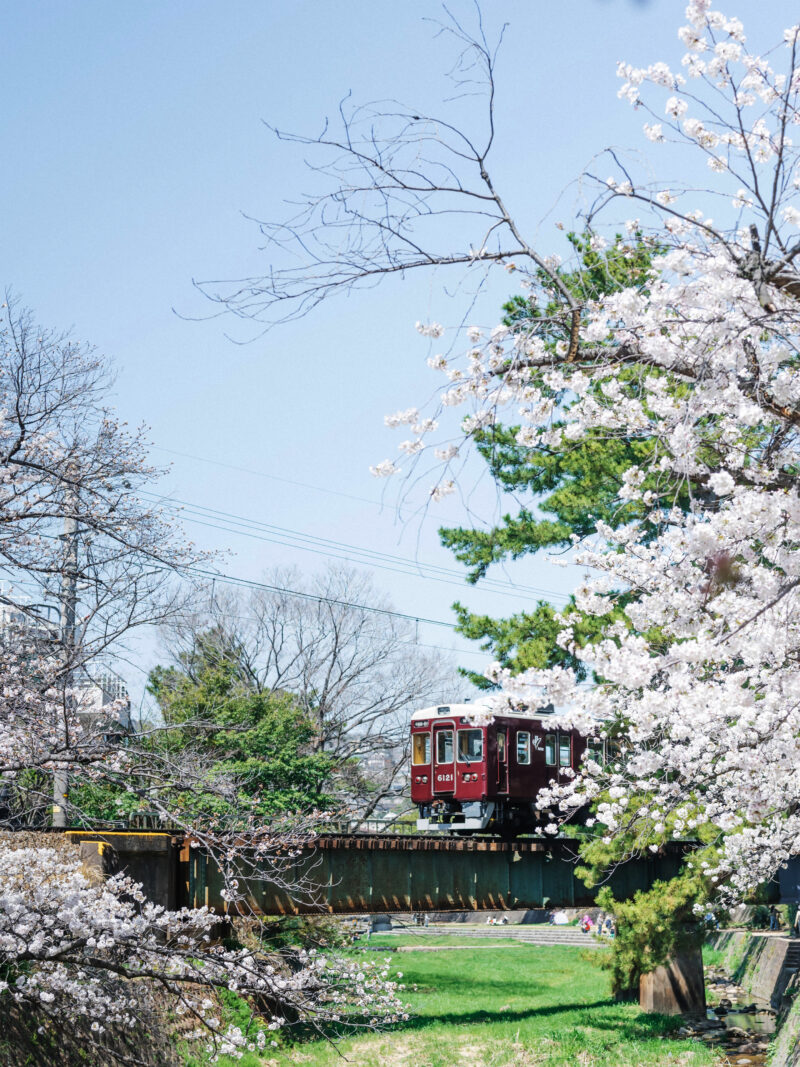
559, 735, 572, 767
545, 734, 556, 766
587, 739, 605, 766
497, 730, 507, 762
516, 731, 531, 765
412, 733, 431, 765
457, 729, 483, 762
436, 729, 454, 763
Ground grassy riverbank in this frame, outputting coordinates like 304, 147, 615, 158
206, 935, 723, 1067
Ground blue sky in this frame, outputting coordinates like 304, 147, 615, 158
3, 0, 797, 705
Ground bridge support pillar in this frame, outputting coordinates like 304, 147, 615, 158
69, 831, 178, 909
639, 947, 706, 1015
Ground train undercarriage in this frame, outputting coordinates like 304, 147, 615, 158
416, 799, 547, 836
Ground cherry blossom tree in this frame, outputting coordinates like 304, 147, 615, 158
0, 836, 406, 1064
378, 6, 800, 903
0, 302, 405, 1061
211, 4, 800, 905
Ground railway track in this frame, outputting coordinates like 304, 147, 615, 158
5, 826, 692, 858
313, 832, 559, 852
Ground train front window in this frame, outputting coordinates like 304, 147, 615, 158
516, 731, 531, 765
436, 729, 454, 763
457, 729, 483, 763
545, 734, 556, 766
559, 735, 572, 767
412, 733, 431, 765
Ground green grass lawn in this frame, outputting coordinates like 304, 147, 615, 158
226, 935, 723, 1067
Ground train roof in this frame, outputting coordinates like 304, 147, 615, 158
411, 702, 555, 724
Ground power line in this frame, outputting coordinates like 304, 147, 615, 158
184, 565, 460, 630
0, 534, 493, 646
144, 492, 571, 605
191, 599, 490, 662
151, 446, 383, 508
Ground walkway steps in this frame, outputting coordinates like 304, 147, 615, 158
384, 923, 606, 948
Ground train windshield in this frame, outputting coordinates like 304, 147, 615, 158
457, 729, 483, 762
412, 733, 431, 765
436, 729, 454, 763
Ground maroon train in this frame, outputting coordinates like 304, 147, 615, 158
410, 702, 602, 836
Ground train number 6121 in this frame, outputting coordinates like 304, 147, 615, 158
436, 773, 453, 782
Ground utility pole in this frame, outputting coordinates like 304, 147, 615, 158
52, 493, 77, 829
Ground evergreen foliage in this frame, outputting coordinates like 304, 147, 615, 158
594, 872, 708, 995
439, 232, 669, 686
147, 630, 336, 817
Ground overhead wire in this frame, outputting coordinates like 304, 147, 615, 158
185, 600, 491, 662
143, 491, 572, 606
151, 445, 383, 508
183, 564, 461, 630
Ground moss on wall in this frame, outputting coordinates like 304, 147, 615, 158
770, 980, 800, 1067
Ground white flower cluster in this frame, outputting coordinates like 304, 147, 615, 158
0, 844, 408, 1056
375, 7, 800, 902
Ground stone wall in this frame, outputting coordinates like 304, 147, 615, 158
706, 931, 798, 1007
706, 931, 800, 1067
771, 981, 800, 1067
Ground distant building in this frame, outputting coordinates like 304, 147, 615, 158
0, 600, 59, 643
76, 674, 131, 733
0, 597, 130, 732
360, 751, 395, 778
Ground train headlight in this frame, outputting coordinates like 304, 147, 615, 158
422, 776, 428, 783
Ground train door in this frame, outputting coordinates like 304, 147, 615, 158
496, 728, 508, 792
544, 732, 557, 782
511, 728, 531, 793
433, 723, 455, 794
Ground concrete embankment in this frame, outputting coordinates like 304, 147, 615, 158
706, 931, 800, 1066
706, 931, 800, 1008
772, 993, 800, 1067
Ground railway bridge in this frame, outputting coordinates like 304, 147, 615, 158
189, 833, 691, 914
69, 830, 692, 914
65, 828, 799, 1018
